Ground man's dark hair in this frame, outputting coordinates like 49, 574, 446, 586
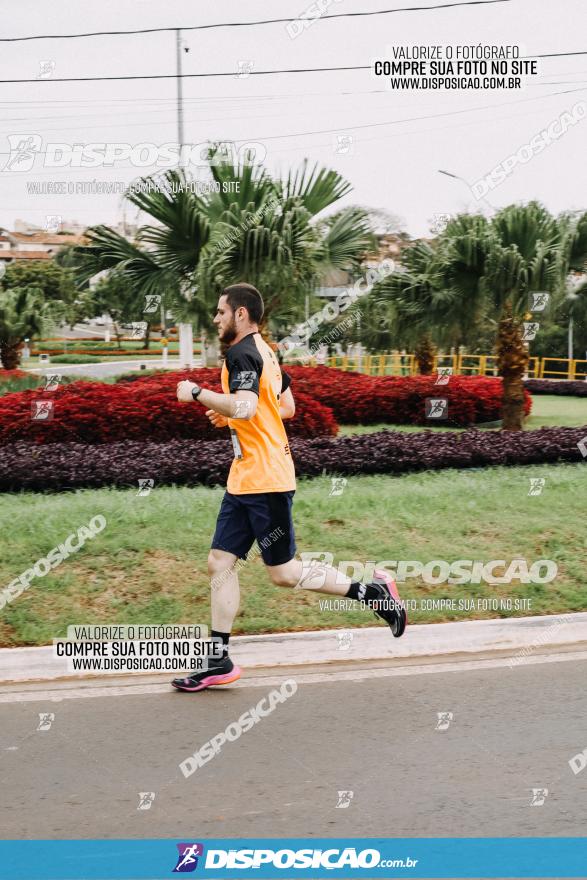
222, 282, 264, 324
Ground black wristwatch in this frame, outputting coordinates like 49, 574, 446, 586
191, 384, 202, 401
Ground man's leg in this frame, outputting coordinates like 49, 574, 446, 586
172, 493, 253, 692
209, 548, 241, 636
266, 556, 407, 637
267, 557, 351, 595
252, 491, 406, 637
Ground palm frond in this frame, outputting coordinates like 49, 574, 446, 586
281, 160, 352, 215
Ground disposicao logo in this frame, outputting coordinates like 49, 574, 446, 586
173, 843, 204, 873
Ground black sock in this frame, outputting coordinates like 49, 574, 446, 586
345, 581, 381, 604
211, 630, 230, 661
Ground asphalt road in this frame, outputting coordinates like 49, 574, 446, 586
1, 658, 586, 840
26, 358, 196, 379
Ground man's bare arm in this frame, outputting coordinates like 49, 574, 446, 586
199, 388, 258, 420
280, 387, 295, 420
176, 381, 258, 420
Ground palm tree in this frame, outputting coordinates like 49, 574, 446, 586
72, 167, 210, 326
369, 239, 463, 353
0, 287, 52, 369
445, 203, 561, 428
495, 304, 529, 430
554, 212, 587, 359
200, 154, 375, 332
435, 214, 495, 349
371, 202, 569, 429
414, 334, 437, 374
71, 152, 374, 345
484, 202, 560, 313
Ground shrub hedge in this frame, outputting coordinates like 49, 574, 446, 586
0, 376, 338, 444
1, 426, 585, 492
524, 379, 587, 397
0, 368, 527, 446
117, 367, 530, 426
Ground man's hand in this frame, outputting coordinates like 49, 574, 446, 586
177, 380, 198, 403
206, 409, 229, 429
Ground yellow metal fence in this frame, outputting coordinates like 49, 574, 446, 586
313, 354, 585, 380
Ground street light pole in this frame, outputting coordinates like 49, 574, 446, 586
568, 312, 574, 361
565, 273, 584, 361
437, 169, 496, 215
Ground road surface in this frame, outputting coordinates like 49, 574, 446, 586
26, 358, 201, 380
1, 656, 586, 839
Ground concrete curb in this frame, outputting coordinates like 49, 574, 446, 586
1, 612, 586, 685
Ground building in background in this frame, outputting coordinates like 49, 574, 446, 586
0, 223, 87, 265
315, 232, 413, 300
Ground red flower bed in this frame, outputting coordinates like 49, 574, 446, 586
0, 366, 532, 445
0, 372, 337, 445
281, 367, 531, 425
116, 366, 531, 427
0, 369, 28, 381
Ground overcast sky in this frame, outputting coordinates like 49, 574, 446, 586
0, 0, 585, 239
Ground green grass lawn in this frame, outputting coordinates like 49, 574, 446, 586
1, 462, 585, 647
0, 393, 585, 646
525, 394, 587, 428
339, 394, 587, 435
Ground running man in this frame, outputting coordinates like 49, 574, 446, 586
172, 282, 406, 692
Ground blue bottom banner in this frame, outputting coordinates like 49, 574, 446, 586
1, 838, 587, 879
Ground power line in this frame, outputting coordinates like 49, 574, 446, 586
1, 91, 582, 177
2, 73, 582, 125
1, 52, 586, 86
0, 0, 511, 42
249, 85, 587, 141
0, 66, 371, 85
1, 85, 583, 164
277, 97, 587, 151
2, 71, 587, 107
0, 77, 584, 131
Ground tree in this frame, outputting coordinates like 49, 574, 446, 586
369, 240, 463, 350
553, 212, 587, 359
199, 154, 375, 334
457, 203, 563, 429
414, 335, 436, 375
1, 257, 86, 330
369, 202, 573, 429
71, 152, 374, 342
0, 287, 59, 369
2, 259, 76, 304
90, 271, 154, 348
495, 304, 528, 430
327, 201, 587, 402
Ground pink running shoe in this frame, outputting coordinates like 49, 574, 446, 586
371, 568, 407, 637
171, 658, 242, 692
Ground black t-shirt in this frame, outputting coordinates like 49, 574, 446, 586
226, 333, 291, 397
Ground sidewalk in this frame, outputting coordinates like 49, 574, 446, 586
1, 612, 586, 685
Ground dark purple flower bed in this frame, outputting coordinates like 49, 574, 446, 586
524, 379, 587, 396
1, 426, 586, 492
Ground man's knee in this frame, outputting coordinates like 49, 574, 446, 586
267, 560, 298, 588
208, 549, 236, 578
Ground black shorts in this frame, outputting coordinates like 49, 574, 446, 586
211, 490, 296, 566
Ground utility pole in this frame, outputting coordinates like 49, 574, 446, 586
175, 29, 185, 168
175, 28, 194, 367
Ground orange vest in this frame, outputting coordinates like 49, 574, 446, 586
221, 332, 296, 494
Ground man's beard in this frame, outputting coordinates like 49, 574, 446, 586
219, 316, 237, 358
